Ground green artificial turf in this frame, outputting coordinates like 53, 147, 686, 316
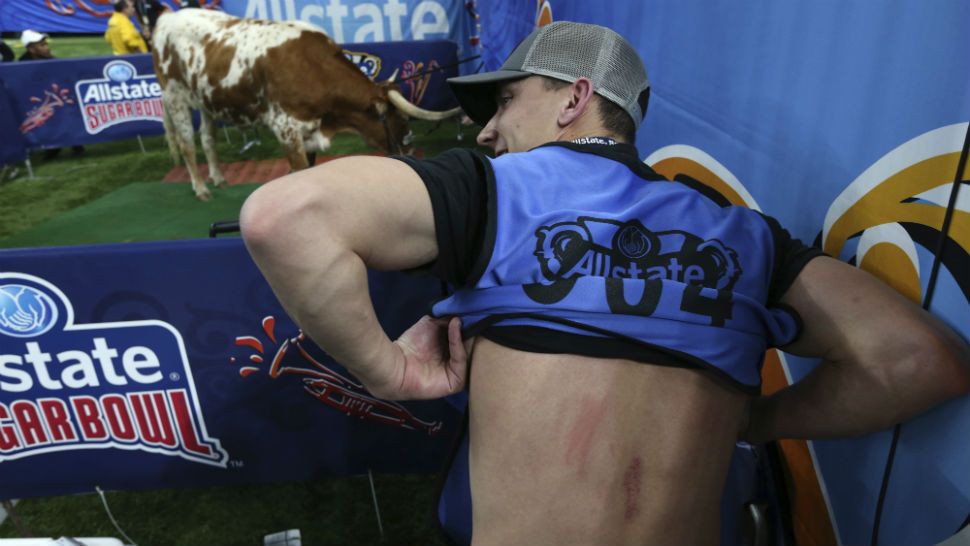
0, 475, 449, 545
0, 123, 305, 240
0, 182, 258, 248
1, 34, 113, 60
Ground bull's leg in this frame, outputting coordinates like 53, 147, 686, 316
199, 111, 227, 188
164, 94, 211, 201
282, 130, 310, 172
161, 105, 181, 165
304, 131, 332, 167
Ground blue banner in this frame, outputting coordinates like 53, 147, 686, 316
341, 38, 461, 110
0, 40, 458, 151
0, 238, 460, 500
479, 2, 970, 545
0, 0, 479, 71
0, 0, 190, 34
1, 55, 163, 149
0, 85, 27, 164
220, 0, 478, 70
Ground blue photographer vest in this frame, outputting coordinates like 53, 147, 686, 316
431, 144, 798, 391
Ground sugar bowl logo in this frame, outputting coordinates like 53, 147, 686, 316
343, 49, 383, 80
75, 60, 165, 135
0, 273, 228, 467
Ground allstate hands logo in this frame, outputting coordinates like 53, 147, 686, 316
104, 61, 135, 83
0, 284, 58, 338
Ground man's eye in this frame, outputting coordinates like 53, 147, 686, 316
499, 95, 512, 105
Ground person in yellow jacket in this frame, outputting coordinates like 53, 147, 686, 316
105, 0, 148, 54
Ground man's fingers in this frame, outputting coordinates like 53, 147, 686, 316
447, 317, 469, 389
448, 317, 466, 364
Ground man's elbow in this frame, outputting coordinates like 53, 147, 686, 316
916, 326, 970, 402
240, 173, 339, 262
239, 179, 306, 260
939, 344, 970, 400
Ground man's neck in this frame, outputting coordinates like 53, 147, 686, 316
556, 123, 625, 146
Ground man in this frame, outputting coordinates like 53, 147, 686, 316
105, 0, 148, 55
18, 30, 86, 159
1, 40, 14, 63
133, 0, 172, 48
240, 22, 970, 545
134, 0, 171, 39
18, 30, 53, 61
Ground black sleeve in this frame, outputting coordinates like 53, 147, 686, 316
758, 212, 828, 306
392, 149, 492, 286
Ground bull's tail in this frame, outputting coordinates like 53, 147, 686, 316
161, 103, 181, 165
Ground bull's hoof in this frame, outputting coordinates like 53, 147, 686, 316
195, 189, 213, 202
209, 178, 227, 188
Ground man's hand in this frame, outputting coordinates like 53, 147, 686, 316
369, 315, 469, 400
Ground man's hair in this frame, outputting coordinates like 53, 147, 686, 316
114, 0, 129, 12
541, 77, 639, 144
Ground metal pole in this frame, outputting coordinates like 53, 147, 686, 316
136, 134, 147, 154
367, 469, 385, 539
24, 158, 34, 179
1, 500, 30, 538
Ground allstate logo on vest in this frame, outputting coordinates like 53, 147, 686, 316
0, 273, 228, 467
531, 217, 741, 288
526, 217, 741, 325
75, 60, 165, 135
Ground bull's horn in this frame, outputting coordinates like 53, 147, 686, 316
387, 89, 462, 121
385, 68, 399, 83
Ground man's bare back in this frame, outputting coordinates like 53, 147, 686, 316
468, 338, 747, 546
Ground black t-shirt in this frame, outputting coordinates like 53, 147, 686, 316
394, 143, 825, 365
18, 51, 44, 62
0, 42, 14, 63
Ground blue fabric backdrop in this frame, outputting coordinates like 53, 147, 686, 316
479, 2, 970, 546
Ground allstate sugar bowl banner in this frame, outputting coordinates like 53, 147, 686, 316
0, 239, 461, 500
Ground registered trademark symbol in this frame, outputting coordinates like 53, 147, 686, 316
169, 372, 180, 381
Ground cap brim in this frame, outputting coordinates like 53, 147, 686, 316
447, 69, 531, 127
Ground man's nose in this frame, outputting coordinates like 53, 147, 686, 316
476, 118, 497, 147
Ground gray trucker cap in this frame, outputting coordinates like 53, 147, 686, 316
448, 21, 650, 128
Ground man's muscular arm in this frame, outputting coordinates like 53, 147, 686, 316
746, 256, 970, 442
240, 156, 467, 400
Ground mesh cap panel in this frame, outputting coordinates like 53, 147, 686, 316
520, 22, 649, 126
448, 21, 650, 128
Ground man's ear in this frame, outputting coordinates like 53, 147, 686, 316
558, 77, 596, 127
